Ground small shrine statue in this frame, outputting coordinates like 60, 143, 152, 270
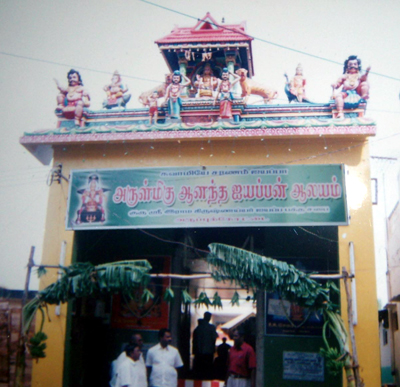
146, 90, 159, 125
235, 68, 278, 105
54, 69, 90, 127
164, 70, 190, 120
284, 64, 307, 103
194, 62, 218, 98
75, 174, 107, 224
214, 68, 240, 119
103, 71, 131, 109
138, 74, 172, 106
331, 55, 370, 119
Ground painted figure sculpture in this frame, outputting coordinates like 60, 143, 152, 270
331, 55, 370, 119
138, 74, 172, 106
103, 71, 131, 109
214, 68, 240, 119
194, 62, 218, 98
284, 64, 308, 103
55, 69, 90, 127
164, 70, 190, 120
235, 68, 278, 105
146, 90, 159, 125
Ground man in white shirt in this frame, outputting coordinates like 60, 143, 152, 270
115, 343, 147, 387
110, 333, 145, 387
146, 328, 183, 387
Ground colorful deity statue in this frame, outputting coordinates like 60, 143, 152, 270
75, 174, 107, 224
164, 70, 190, 120
331, 55, 370, 119
146, 90, 160, 125
138, 74, 172, 106
54, 69, 90, 127
194, 62, 218, 98
103, 71, 131, 109
214, 68, 241, 119
284, 64, 307, 103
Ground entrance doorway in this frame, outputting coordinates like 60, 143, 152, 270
64, 226, 339, 387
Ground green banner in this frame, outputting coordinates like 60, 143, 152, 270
66, 165, 348, 230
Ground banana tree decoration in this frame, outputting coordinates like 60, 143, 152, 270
23, 260, 152, 338
207, 243, 360, 387
21, 244, 360, 387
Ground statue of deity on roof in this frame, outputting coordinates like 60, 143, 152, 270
331, 55, 370, 119
194, 62, 218, 98
54, 69, 90, 127
164, 70, 191, 120
145, 90, 160, 125
102, 71, 131, 109
214, 68, 240, 119
284, 64, 307, 103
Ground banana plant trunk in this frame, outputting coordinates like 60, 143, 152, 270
344, 358, 356, 387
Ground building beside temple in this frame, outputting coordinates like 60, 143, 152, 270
20, 13, 380, 387
378, 170, 400, 386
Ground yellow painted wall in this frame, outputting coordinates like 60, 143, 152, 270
31, 136, 380, 386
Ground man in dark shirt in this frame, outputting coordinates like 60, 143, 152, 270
192, 312, 218, 379
225, 329, 256, 387
213, 337, 231, 380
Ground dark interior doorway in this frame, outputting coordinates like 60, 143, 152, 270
64, 226, 338, 387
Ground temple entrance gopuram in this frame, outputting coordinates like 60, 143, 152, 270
20, 12, 380, 387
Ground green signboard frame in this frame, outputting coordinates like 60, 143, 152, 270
65, 164, 348, 230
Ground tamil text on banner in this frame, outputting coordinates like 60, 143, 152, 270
66, 164, 348, 230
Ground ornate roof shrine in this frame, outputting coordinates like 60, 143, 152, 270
20, 14, 376, 165
155, 13, 254, 76
155, 13, 252, 44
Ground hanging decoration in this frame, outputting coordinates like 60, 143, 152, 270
20, 244, 362, 387
201, 52, 212, 61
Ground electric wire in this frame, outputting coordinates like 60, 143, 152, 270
0, 179, 48, 189
1, 2, 400, 87
138, 0, 400, 82
0, 51, 161, 84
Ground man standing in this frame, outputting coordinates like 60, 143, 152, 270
111, 333, 145, 387
115, 343, 147, 387
214, 337, 231, 380
192, 312, 218, 379
225, 329, 256, 387
146, 328, 183, 387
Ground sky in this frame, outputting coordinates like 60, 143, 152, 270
0, 0, 399, 302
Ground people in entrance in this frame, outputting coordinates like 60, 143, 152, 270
192, 312, 218, 379
226, 329, 256, 387
110, 333, 145, 387
213, 337, 231, 380
114, 343, 147, 387
146, 328, 183, 387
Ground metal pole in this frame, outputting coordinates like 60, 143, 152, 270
342, 267, 363, 387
